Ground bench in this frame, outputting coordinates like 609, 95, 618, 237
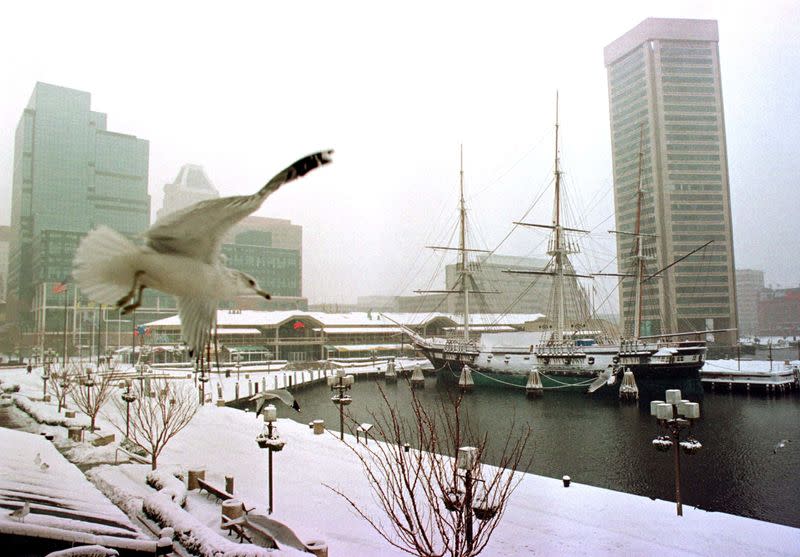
221, 515, 252, 543
196, 478, 255, 513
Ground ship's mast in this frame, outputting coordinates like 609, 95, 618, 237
459, 145, 470, 342
632, 126, 646, 341
550, 93, 566, 340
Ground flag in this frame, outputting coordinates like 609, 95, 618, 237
136, 325, 147, 337
145, 327, 152, 336
52, 282, 67, 294
293, 321, 305, 330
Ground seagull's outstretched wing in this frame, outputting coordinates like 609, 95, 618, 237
250, 389, 300, 414
146, 150, 333, 263
178, 297, 218, 357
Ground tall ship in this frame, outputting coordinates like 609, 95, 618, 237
396, 100, 710, 395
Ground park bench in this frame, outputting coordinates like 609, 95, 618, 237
221, 515, 252, 543
196, 478, 255, 512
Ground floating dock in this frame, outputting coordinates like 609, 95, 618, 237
700, 360, 799, 392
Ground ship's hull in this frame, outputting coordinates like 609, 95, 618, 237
419, 339, 705, 397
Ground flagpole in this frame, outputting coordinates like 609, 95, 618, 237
40, 283, 47, 358
62, 285, 69, 369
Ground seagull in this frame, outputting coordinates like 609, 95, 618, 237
73, 150, 333, 355
587, 366, 615, 393
250, 389, 300, 416
8, 502, 30, 521
34, 452, 41, 465
773, 439, 790, 454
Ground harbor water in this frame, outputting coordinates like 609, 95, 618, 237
277, 375, 800, 528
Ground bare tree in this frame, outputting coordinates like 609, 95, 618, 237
48, 363, 78, 413
70, 367, 116, 432
328, 386, 531, 557
114, 379, 199, 470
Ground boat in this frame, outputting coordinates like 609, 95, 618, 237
394, 99, 709, 395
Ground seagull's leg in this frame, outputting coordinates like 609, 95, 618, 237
119, 271, 146, 314
117, 270, 145, 310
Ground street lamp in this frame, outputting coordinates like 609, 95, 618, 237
255, 404, 285, 514
196, 360, 209, 405
328, 369, 354, 441
84, 368, 96, 409
234, 351, 241, 381
650, 389, 702, 517
120, 380, 137, 440
41, 350, 52, 399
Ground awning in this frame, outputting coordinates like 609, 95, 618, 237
316, 326, 404, 334
328, 344, 404, 352
212, 328, 262, 335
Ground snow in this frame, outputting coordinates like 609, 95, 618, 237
2, 364, 799, 556
703, 359, 799, 373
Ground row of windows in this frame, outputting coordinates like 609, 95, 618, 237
661, 66, 714, 75
662, 75, 714, 84
672, 213, 724, 222
676, 265, 729, 274
671, 223, 725, 232
673, 254, 728, 263
660, 47, 712, 57
667, 163, 721, 172
672, 244, 728, 254
662, 85, 716, 94
667, 153, 720, 161
665, 123, 719, 132
667, 143, 720, 153
677, 306, 731, 316
664, 104, 717, 113
663, 94, 716, 104
671, 203, 724, 212
665, 135, 720, 144
609, 52, 645, 83
668, 173, 721, 181
676, 275, 729, 284
611, 97, 647, 121
610, 80, 647, 104
672, 233, 727, 243
660, 56, 713, 66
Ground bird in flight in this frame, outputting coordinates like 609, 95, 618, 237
73, 150, 333, 356
250, 389, 300, 416
773, 439, 790, 454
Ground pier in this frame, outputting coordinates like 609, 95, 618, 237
700, 361, 799, 392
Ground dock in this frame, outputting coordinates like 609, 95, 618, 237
700, 360, 799, 392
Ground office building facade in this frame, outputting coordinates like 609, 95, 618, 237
735, 269, 764, 337
604, 18, 738, 343
7, 82, 151, 345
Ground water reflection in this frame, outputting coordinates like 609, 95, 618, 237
274, 376, 800, 527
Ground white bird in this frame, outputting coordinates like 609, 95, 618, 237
773, 439, 790, 454
73, 150, 333, 355
8, 501, 30, 521
34, 452, 41, 465
250, 389, 300, 416
587, 366, 615, 393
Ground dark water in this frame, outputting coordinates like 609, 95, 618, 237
278, 376, 800, 528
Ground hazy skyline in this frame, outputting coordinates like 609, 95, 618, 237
2, 1, 798, 305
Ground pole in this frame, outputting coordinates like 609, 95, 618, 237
126, 398, 131, 439
465, 468, 474, 552
63, 287, 69, 369
673, 426, 683, 516
268, 421, 274, 514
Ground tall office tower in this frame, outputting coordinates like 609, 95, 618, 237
0, 225, 10, 303
604, 18, 738, 343
735, 269, 764, 337
156, 164, 219, 221
7, 82, 150, 333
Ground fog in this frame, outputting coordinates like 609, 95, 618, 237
1, 1, 799, 304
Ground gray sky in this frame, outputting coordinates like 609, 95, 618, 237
1, 0, 799, 304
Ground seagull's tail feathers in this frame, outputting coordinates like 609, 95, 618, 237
73, 226, 141, 306
257, 149, 334, 199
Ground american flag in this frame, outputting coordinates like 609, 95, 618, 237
52, 282, 67, 294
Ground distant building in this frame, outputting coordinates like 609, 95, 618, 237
7, 83, 154, 348
757, 287, 800, 338
156, 164, 219, 221
735, 269, 764, 337
0, 225, 10, 303
604, 19, 738, 343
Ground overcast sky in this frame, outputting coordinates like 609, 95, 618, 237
1, 1, 798, 305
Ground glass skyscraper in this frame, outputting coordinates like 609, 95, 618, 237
8, 82, 150, 336
604, 18, 738, 344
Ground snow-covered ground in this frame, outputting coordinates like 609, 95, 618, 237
1, 364, 799, 556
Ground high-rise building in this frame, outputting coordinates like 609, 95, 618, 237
735, 269, 764, 337
7, 82, 150, 339
604, 18, 738, 343
0, 225, 10, 303
156, 164, 219, 221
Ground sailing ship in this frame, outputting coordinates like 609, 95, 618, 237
396, 101, 709, 394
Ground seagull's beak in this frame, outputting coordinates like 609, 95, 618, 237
257, 289, 271, 300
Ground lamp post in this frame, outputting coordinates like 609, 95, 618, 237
651, 389, 701, 517
234, 351, 241, 381
256, 404, 285, 514
458, 447, 477, 552
41, 349, 52, 398
196, 360, 209, 405
121, 380, 137, 440
328, 369, 354, 441
84, 369, 95, 409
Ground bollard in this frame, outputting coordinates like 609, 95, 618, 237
221, 498, 244, 526
225, 475, 234, 494
68, 426, 83, 442
562, 475, 571, 488
313, 419, 325, 435
305, 540, 328, 557
410, 366, 425, 389
187, 469, 206, 491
